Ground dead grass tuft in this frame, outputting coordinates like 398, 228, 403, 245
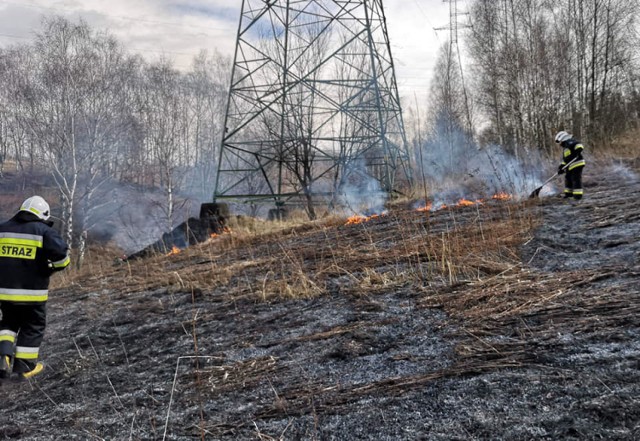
59, 198, 538, 308
596, 128, 640, 163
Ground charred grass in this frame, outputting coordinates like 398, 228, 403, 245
34, 167, 640, 439
50, 199, 545, 431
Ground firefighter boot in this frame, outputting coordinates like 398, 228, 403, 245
0, 354, 11, 379
13, 359, 44, 380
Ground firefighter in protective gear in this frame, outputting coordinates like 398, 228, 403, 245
555, 131, 586, 200
0, 196, 70, 380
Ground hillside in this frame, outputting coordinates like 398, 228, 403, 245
0, 161, 639, 440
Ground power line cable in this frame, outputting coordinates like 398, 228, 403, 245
412, 0, 441, 42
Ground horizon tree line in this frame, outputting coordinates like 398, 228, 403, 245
0, 2, 639, 264
0, 17, 230, 266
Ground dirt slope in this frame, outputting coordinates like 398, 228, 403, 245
0, 163, 638, 440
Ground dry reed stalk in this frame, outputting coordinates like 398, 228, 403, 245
60, 198, 538, 308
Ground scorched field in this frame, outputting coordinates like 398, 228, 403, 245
1, 160, 639, 441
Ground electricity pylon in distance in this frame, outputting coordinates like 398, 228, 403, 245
214, 0, 412, 216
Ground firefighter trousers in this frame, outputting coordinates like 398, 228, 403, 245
0, 302, 46, 370
564, 166, 584, 200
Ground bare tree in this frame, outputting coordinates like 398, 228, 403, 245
137, 58, 187, 232
183, 51, 230, 202
467, 0, 640, 151
0, 15, 241, 257
427, 41, 471, 163
255, 12, 333, 219
7, 18, 142, 265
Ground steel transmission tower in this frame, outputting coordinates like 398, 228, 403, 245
434, 0, 472, 134
434, 0, 469, 44
214, 0, 412, 211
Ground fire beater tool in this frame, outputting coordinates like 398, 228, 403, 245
529, 157, 578, 199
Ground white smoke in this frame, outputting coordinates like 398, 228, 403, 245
607, 162, 638, 183
415, 119, 553, 203
87, 181, 200, 254
335, 161, 388, 216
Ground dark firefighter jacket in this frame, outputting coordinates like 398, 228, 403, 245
561, 139, 586, 170
0, 212, 70, 303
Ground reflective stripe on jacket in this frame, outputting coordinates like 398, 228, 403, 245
0, 213, 70, 303
561, 139, 586, 170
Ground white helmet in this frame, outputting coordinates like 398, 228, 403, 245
555, 131, 572, 144
20, 196, 51, 221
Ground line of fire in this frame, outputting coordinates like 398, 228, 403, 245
128, 1, 532, 260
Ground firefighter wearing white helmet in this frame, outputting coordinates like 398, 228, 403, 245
555, 131, 586, 200
554, 131, 572, 144
19, 195, 51, 221
0, 195, 70, 380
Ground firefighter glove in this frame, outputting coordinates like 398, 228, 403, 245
557, 164, 565, 175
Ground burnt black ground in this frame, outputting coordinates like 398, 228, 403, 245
0, 163, 639, 440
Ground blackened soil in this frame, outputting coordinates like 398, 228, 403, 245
1, 164, 639, 440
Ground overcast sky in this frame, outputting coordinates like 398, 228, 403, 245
0, 0, 469, 105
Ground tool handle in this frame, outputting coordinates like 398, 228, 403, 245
558, 157, 579, 173
540, 173, 559, 188
539, 157, 579, 188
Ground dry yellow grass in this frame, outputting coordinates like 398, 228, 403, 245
54, 199, 539, 305
599, 128, 640, 161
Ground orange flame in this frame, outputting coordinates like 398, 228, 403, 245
416, 203, 432, 212
345, 214, 382, 225
417, 193, 511, 214
346, 215, 368, 225
210, 226, 233, 239
167, 245, 181, 256
492, 192, 512, 201
417, 202, 447, 212
456, 198, 477, 207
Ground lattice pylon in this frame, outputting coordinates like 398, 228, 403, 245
214, 0, 413, 208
